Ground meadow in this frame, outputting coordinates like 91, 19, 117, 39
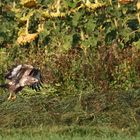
1, 0, 140, 139
1, 126, 140, 140
1, 89, 140, 139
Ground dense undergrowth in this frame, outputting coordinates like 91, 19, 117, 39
0, 0, 140, 138
0, 0, 140, 91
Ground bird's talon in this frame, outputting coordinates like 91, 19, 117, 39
11, 96, 16, 100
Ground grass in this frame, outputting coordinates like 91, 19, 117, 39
0, 126, 140, 140
1, 88, 140, 139
1, 88, 140, 128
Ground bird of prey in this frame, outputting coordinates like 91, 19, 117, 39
0, 64, 43, 100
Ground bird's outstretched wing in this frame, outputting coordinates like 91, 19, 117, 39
29, 68, 43, 91
5, 65, 23, 80
5, 64, 43, 90
5, 64, 33, 81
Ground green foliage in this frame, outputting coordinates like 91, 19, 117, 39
0, 1, 18, 47
0, 1, 140, 95
1, 1, 140, 137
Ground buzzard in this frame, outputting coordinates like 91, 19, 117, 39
0, 64, 43, 100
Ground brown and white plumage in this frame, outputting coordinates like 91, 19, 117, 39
0, 64, 43, 100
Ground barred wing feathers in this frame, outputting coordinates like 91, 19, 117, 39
5, 64, 23, 80
5, 64, 33, 80
29, 68, 43, 91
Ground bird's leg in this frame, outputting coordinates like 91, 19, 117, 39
8, 92, 16, 100
7, 92, 12, 100
11, 93, 16, 100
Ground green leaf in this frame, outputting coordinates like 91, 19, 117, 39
105, 29, 117, 45
62, 35, 72, 51
85, 18, 96, 33
81, 36, 97, 48
66, 1, 77, 8
72, 12, 82, 27
133, 40, 140, 49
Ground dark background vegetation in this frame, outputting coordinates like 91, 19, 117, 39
0, 0, 140, 138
